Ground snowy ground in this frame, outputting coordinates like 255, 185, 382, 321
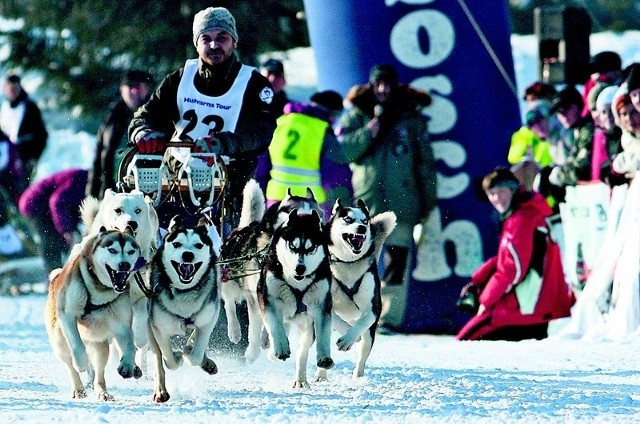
3, 31, 640, 423
2, 294, 640, 423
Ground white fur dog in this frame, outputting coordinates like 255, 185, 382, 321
45, 227, 142, 400
317, 199, 396, 380
80, 189, 159, 351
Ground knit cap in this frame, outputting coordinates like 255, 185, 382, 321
595, 85, 619, 110
192, 7, 238, 46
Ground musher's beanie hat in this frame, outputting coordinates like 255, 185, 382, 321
193, 7, 238, 46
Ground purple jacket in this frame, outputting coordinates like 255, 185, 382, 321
19, 168, 88, 235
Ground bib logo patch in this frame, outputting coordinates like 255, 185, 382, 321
260, 87, 274, 104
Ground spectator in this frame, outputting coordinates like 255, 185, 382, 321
18, 168, 88, 273
456, 167, 574, 341
337, 63, 437, 331
592, 85, 623, 184
86, 70, 155, 199
582, 51, 622, 118
508, 103, 555, 191
610, 92, 640, 180
542, 86, 595, 197
265, 90, 352, 218
0, 130, 27, 204
627, 64, 640, 114
0, 73, 48, 184
523, 81, 557, 107
128, 6, 277, 227
260, 58, 289, 119
255, 58, 289, 191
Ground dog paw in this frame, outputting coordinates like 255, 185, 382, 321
72, 389, 87, 399
314, 369, 328, 382
153, 390, 170, 403
244, 345, 260, 364
292, 380, 310, 389
317, 356, 334, 370
97, 390, 114, 401
117, 361, 140, 379
133, 365, 142, 379
227, 321, 242, 344
201, 357, 218, 375
336, 334, 356, 351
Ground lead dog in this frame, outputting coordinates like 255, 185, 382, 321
316, 199, 396, 380
220, 182, 324, 363
147, 215, 220, 403
45, 227, 142, 400
258, 208, 334, 388
80, 189, 159, 351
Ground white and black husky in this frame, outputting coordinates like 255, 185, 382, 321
258, 208, 334, 388
317, 198, 396, 380
219, 181, 324, 363
146, 215, 220, 403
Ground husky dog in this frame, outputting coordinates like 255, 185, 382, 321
80, 189, 159, 351
258, 208, 334, 388
219, 179, 266, 363
44, 227, 143, 400
220, 182, 326, 362
147, 215, 220, 403
317, 199, 396, 380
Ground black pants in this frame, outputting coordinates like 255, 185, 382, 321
382, 245, 409, 286
482, 323, 549, 341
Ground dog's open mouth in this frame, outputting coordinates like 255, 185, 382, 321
106, 265, 131, 293
343, 233, 367, 253
171, 261, 203, 283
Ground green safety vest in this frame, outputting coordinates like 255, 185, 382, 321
266, 113, 327, 203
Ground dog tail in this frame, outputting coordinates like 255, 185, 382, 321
79, 196, 101, 232
239, 179, 266, 229
371, 211, 397, 258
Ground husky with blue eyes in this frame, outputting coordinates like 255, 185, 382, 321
258, 207, 334, 388
317, 198, 396, 381
146, 215, 220, 403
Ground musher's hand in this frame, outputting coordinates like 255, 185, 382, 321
193, 136, 221, 155
135, 131, 167, 154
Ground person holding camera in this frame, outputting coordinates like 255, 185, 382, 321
456, 167, 574, 341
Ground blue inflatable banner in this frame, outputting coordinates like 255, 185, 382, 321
303, 0, 521, 332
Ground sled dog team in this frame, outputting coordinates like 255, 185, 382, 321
45, 181, 397, 402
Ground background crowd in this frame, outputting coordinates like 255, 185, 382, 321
0, 6, 638, 342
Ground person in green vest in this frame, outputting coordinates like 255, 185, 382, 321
265, 90, 352, 218
508, 103, 555, 191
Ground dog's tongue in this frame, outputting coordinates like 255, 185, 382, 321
179, 263, 195, 280
107, 266, 130, 292
349, 234, 366, 251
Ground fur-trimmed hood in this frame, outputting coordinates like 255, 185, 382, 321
345, 83, 432, 117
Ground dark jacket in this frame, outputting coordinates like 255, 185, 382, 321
337, 83, 436, 245
6, 91, 48, 165
129, 55, 276, 207
86, 99, 133, 198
